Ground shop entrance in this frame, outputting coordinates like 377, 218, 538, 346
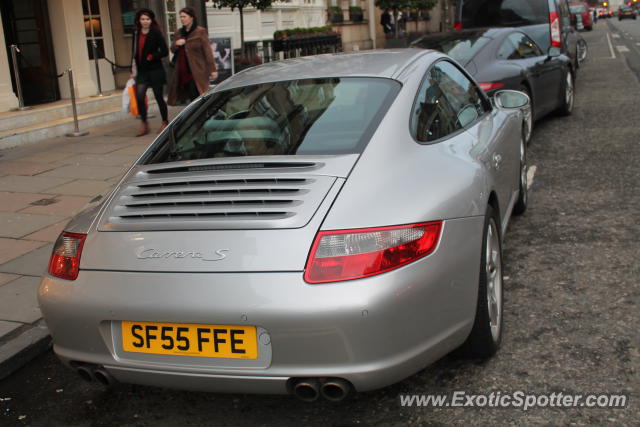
2, 0, 59, 106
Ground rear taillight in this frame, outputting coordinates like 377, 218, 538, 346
478, 82, 504, 92
549, 12, 561, 48
454, 21, 462, 30
304, 221, 442, 284
48, 232, 87, 280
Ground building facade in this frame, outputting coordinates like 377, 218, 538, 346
0, 0, 205, 112
205, 0, 327, 54
0, 0, 446, 113
204, 0, 375, 56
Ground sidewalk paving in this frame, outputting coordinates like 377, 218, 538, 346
0, 112, 178, 379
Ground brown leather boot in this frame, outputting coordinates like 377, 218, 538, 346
157, 120, 169, 134
136, 122, 149, 137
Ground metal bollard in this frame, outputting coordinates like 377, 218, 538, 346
10, 45, 31, 111
91, 41, 104, 97
65, 68, 89, 137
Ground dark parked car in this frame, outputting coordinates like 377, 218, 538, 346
618, 5, 637, 20
412, 27, 574, 144
455, 0, 581, 75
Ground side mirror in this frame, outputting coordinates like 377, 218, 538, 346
493, 90, 530, 109
547, 46, 561, 58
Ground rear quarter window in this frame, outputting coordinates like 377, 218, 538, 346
411, 61, 488, 143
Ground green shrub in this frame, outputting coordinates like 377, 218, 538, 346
274, 26, 338, 40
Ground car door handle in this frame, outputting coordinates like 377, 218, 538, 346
492, 154, 502, 169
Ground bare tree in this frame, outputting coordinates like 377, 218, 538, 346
210, 0, 275, 56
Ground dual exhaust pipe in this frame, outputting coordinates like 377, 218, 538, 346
74, 362, 350, 401
74, 363, 115, 386
291, 378, 352, 402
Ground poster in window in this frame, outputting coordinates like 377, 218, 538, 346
121, 0, 142, 34
210, 37, 234, 84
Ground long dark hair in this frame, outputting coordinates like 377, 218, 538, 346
179, 7, 198, 28
135, 8, 161, 31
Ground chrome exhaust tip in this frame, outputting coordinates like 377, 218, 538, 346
320, 378, 352, 402
93, 368, 114, 386
76, 366, 93, 382
292, 379, 321, 402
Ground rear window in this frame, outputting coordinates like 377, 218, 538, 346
461, 0, 549, 27
144, 78, 400, 164
412, 34, 491, 63
569, 4, 586, 13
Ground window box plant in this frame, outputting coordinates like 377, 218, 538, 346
273, 27, 341, 53
328, 6, 344, 23
349, 6, 364, 22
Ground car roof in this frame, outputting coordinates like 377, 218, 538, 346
414, 27, 516, 43
410, 28, 520, 65
212, 49, 438, 92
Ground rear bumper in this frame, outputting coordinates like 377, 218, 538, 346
39, 216, 484, 393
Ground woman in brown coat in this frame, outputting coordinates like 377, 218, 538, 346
167, 7, 217, 106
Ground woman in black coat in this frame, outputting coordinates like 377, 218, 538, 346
131, 8, 169, 136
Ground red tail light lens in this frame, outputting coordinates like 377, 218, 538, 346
478, 82, 504, 92
48, 232, 87, 280
549, 12, 561, 48
454, 21, 462, 30
304, 221, 443, 284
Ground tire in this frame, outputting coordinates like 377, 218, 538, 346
587, 25, 593, 31
577, 39, 588, 64
513, 133, 528, 215
519, 85, 533, 145
556, 70, 574, 116
457, 205, 503, 358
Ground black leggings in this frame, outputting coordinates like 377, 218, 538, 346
136, 84, 168, 123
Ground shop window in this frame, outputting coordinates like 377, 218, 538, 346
84, 0, 105, 59
165, 0, 187, 42
165, 0, 178, 41
120, 0, 139, 34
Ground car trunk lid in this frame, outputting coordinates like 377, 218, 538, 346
81, 156, 355, 272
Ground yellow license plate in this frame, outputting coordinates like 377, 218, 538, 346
121, 321, 258, 359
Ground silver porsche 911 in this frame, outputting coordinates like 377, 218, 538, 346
39, 49, 530, 402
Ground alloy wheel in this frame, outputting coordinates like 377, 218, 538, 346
519, 86, 533, 145
522, 104, 533, 145
485, 218, 503, 342
565, 73, 574, 113
519, 137, 528, 206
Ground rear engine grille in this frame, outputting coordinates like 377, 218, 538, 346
100, 173, 336, 231
136, 177, 307, 189
145, 163, 317, 174
119, 211, 288, 219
